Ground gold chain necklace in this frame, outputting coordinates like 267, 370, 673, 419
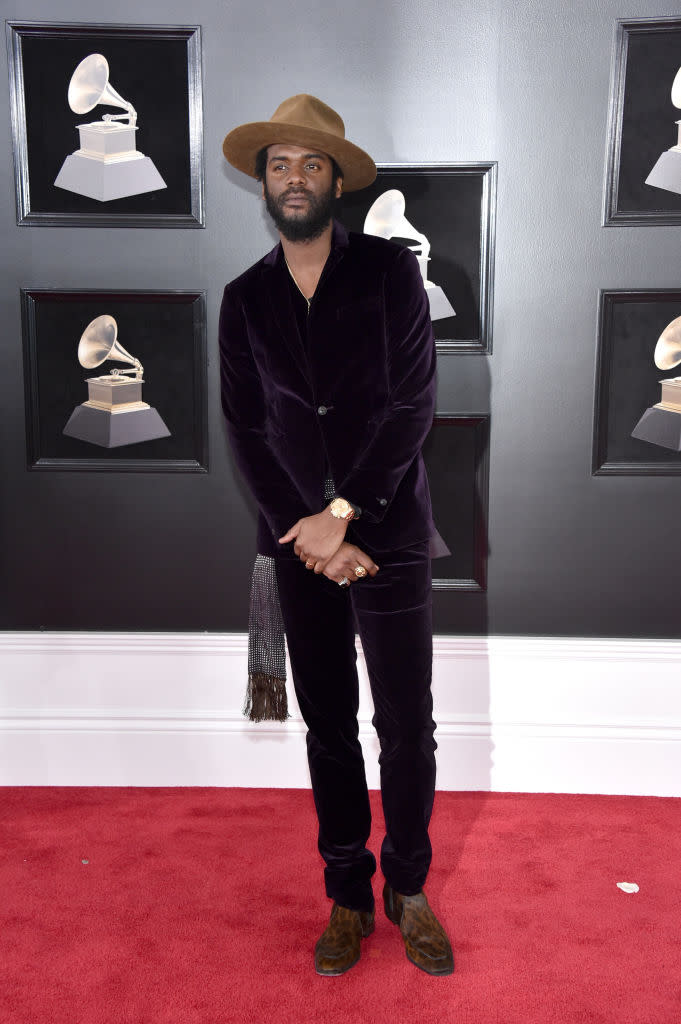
284, 256, 311, 313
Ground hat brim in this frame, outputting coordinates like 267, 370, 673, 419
222, 122, 377, 192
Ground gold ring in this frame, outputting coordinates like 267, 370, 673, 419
305, 560, 314, 569
354, 566, 367, 578
338, 576, 350, 587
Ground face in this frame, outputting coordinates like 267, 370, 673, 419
262, 144, 343, 242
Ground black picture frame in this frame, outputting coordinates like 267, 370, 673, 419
422, 415, 490, 590
6, 21, 204, 228
338, 163, 496, 353
21, 289, 208, 471
592, 289, 681, 475
603, 17, 681, 226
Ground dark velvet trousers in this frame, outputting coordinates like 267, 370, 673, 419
275, 539, 437, 912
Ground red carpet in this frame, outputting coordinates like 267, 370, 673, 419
1, 788, 679, 1023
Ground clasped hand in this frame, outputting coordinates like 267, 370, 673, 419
278, 512, 379, 584
322, 541, 379, 586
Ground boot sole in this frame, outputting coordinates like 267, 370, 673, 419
405, 950, 455, 976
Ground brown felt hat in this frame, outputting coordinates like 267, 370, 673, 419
222, 94, 377, 192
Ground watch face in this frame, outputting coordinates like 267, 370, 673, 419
330, 498, 353, 520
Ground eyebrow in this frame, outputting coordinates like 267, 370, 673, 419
267, 152, 328, 163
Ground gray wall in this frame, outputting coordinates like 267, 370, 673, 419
1, 0, 680, 637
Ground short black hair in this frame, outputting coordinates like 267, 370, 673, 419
254, 145, 343, 184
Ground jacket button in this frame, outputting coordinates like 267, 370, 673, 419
317, 405, 328, 416
378, 497, 387, 506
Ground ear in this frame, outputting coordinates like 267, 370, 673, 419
261, 180, 266, 200
335, 177, 343, 199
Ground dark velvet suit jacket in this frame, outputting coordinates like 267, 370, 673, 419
218, 220, 436, 557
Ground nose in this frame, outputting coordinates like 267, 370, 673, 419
286, 163, 307, 186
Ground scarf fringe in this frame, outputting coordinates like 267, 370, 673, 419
244, 672, 289, 722
245, 553, 288, 723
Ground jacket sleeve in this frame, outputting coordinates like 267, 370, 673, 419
218, 283, 311, 540
336, 247, 436, 523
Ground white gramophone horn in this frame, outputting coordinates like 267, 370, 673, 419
67, 54, 136, 125
671, 66, 681, 109
364, 190, 430, 258
654, 315, 681, 371
77, 315, 143, 377
363, 188, 455, 320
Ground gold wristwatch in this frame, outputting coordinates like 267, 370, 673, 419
328, 497, 359, 522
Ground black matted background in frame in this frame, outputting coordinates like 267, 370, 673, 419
423, 415, 489, 590
22, 290, 207, 470
338, 165, 495, 351
593, 290, 681, 475
605, 18, 681, 224
9, 23, 200, 223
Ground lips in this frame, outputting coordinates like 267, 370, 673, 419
282, 191, 311, 205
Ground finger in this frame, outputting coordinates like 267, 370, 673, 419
345, 545, 379, 576
352, 555, 379, 577
278, 523, 300, 543
313, 560, 326, 574
346, 555, 379, 579
322, 562, 342, 582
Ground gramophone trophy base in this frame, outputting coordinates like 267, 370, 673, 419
631, 405, 681, 450
54, 122, 166, 202
54, 154, 167, 202
63, 404, 171, 448
645, 147, 681, 196
425, 283, 456, 321
63, 376, 170, 448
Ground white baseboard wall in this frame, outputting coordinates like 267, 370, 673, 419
0, 633, 679, 796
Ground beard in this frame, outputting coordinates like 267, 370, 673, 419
264, 180, 338, 242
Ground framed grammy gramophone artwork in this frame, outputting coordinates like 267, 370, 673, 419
21, 289, 208, 471
603, 17, 681, 226
592, 289, 681, 475
6, 21, 204, 227
339, 163, 497, 353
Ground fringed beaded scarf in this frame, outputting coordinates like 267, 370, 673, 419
244, 553, 289, 722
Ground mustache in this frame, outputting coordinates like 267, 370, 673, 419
281, 188, 313, 200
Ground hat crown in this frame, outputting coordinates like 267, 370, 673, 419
270, 94, 346, 141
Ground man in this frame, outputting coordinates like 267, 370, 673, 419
220, 94, 453, 977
